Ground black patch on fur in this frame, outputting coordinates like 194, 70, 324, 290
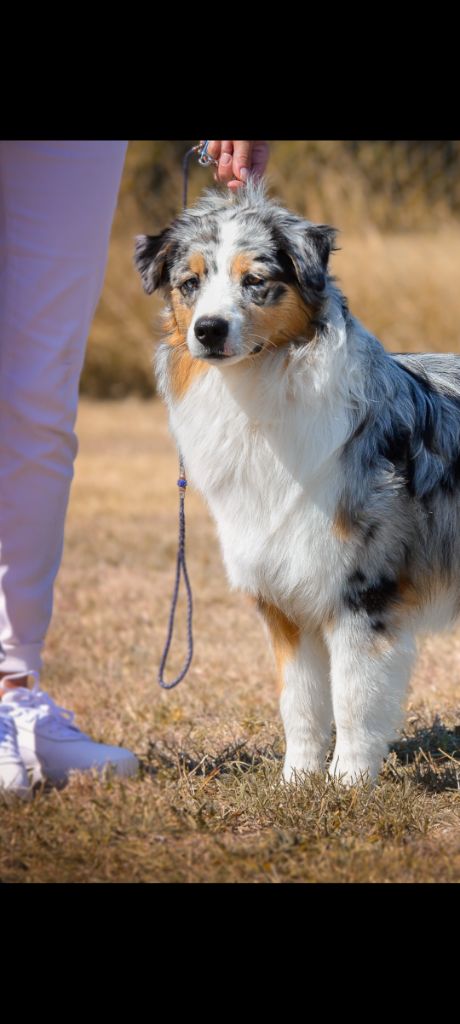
250, 287, 271, 307
254, 253, 277, 265
247, 281, 289, 308
350, 414, 372, 442
310, 316, 328, 332
379, 422, 412, 465
307, 225, 337, 270
439, 449, 460, 495
273, 249, 298, 285
269, 284, 287, 303
378, 421, 415, 495
344, 574, 399, 618
268, 223, 337, 307
363, 522, 378, 545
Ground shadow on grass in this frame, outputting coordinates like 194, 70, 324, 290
140, 738, 283, 781
139, 712, 460, 794
389, 715, 460, 793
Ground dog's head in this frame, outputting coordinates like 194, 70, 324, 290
134, 179, 337, 365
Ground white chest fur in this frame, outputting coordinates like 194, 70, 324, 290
158, 345, 353, 627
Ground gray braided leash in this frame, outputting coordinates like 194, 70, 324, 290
157, 455, 194, 689
158, 142, 217, 689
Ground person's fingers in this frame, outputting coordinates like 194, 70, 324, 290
227, 178, 245, 192
215, 140, 235, 184
232, 141, 253, 184
206, 140, 221, 162
206, 140, 269, 189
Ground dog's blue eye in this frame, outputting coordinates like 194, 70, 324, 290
243, 274, 265, 288
180, 277, 199, 297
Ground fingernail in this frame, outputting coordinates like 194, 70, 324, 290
221, 153, 232, 166
239, 167, 249, 182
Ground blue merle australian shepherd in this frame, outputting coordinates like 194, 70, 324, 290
135, 179, 460, 785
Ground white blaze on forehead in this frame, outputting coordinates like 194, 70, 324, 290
216, 215, 242, 273
192, 215, 242, 323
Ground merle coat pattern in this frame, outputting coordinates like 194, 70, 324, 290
135, 180, 460, 783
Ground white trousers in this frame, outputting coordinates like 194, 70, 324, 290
0, 141, 128, 674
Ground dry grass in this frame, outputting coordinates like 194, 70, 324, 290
333, 228, 460, 356
1, 401, 459, 884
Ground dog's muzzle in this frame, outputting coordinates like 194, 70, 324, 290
194, 316, 230, 358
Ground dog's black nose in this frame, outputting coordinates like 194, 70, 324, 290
194, 316, 229, 349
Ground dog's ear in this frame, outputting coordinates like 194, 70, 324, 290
134, 229, 174, 294
291, 225, 338, 301
276, 223, 338, 304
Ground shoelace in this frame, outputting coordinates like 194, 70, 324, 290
1, 673, 81, 735
0, 697, 24, 761
0, 706, 18, 751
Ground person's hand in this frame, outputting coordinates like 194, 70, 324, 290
205, 141, 269, 190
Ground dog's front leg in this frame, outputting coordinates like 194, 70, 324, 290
326, 615, 416, 783
278, 630, 333, 783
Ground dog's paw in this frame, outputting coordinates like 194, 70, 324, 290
282, 759, 325, 785
327, 754, 376, 787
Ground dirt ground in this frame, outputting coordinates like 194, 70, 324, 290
1, 399, 459, 883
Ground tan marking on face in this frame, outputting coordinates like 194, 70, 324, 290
168, 336, 208, 399
256, 597, 300, 694
189, 252, 206, 277
231, 252, 258, 279
170, 288, 194, 337
166, 297, 208, 400
162, 309, 177, 335
248, 284, 315, 350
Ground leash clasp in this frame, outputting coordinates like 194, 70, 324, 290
182, 142, 218, 209
197, 140, 218, 167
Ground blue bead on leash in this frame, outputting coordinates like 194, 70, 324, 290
158, 143, 216, 689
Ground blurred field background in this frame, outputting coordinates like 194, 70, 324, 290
2, 141, 460, 884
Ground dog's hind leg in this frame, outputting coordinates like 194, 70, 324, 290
278, 630, 333, 783
326, 615, 416, 784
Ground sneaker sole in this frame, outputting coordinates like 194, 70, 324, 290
0, 783, 33, 803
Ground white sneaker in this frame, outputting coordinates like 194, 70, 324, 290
1, 673, 139, 786
0, 701, 32, 801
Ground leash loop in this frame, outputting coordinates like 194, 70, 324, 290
158, 455, 194, 689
